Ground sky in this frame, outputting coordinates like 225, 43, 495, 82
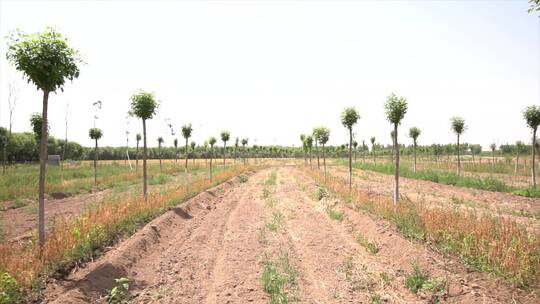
0, 0, 539, 149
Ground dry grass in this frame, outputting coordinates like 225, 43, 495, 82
303, 167, 540, 290
0, 165, 256, 299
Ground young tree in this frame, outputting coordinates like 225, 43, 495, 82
490, 143, 497, 165
234, 137, 239, 167
203, 140, 209, 167
515, 140, 525, 176
135, 133, 141, 172
450, 116, 466, 177
209, 137, 217, 181
305, 135, 313, 168
157, 137, 164, 172
0, 128, 7, 170
3, 82, 18, 174
221, 130, 230, 167
341, 107, 360, 192
408, 127, 421, 174
181, 123, 193, 170
7, 27, 82, 251
384, 93, 408, 204
241, 138, 248, 165
129, 90, 159, 198
523, 105, 540, 188
172, 138, 178, 163
352, 140, 358, 162
89, 128, 103, 184
470, 144, 481, 164
313, 128, 321, 170
300, 134, 308, 165
370, 136, 376, 163
314, 127, 330, 181
190, 141, 196, 166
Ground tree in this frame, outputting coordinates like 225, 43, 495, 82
515, 141, 525, 176
181, 123, 193, 170
190, 141, 196, 166
341, 107, 360, 192
313, 128, 322, 170
384, 93, 408, 204
221, 130, 230, 167
209, 137, 217, 181
314, 127, 330, 181
450, 116, 466, 177
490, 143, 497, 165
157, 137, 164, 172
173, 138, 178, 163
234, 137, 239, 167
352, 140, 358, 162
370, 137, 376, 162
129, 90, 159, 198
241, 138, 248, 165
89, 128, 103, 184
408, 127, 421, 174
135, 133, 141, 172
523, 105, 540, 188
3, 82, 18, 174
470, 144, 482, 164
529, 0, 540, 16
30, 113, 45, 142
0, 128, 8, 170
305, 135, 313, 168
7, 27, 82, 252
300, 134, 308, 165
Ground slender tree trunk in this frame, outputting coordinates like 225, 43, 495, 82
348, 129, 353, 192
373, 147, 376, 163
2, 146, 6, 174
323, 143, 327, 182
94, 138, 98, 184
185, 139, 188, 170
38, 90, 50, 253
223, 143, 226, 168
193, 148, 195, 166
515, 151, 519, 176
315, 141, 320, 170
142, 119, 148, 198
135, 140, 139, 173
210, 147, 213, 182
413, 142, 417, 174
532, 129, 537, 188
457, 135, 461, 176
393, 124, 399, 205
308, 149, 312, 168
159, 145, 162, 173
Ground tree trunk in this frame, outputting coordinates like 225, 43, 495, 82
223, 143, 226, 168
185, 139, 188, 170
456, 135, 461, 176
515, 151, 519, 176
315, 141, 320, 170
393, 124, 399, 205
348, 129, 353, 192
135, 141, 139, 173
143, 119, 148, 198
532, 128, 537, 188
210, 147, 213, 182
38, 90, 50, 253
323, 143, 327, 183
2, 146, 6, 174
159, 145, 162, 173
413, 141, 417, 174
94, 138, 98, 184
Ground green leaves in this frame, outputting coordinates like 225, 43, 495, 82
30, 113, 46, 141
450, 116, 466, 135
384, 93, 408, 125
88, 128, 103, 140
181, 123, 193, 139
129, 90, 158, 120
370, 136, 375, 145
313, 127, 330, 145
221, 130, 230, 143
408, 127, 421, 143
208, 136, 217, 146
6, 27, 82, 93
341, 107, 360, 129
241, 138, 249, 147
523, 105, 540, 130
136, 133, 141, 141
157, 137, 164, 145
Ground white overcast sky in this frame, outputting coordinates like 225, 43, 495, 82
0, 0, 539, 149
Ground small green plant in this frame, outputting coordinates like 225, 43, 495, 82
148, 174, 170, 185
266, 211, 284, 232
356, 233, 380, 254
405, 261, 428, 293
371, 293, 381, 304
262, 188, 271, 199
107, 277, 130, 304
261, 252, 298, 304
11, 198, 26, 209
265, 171, 278, 186
317, 186, 327, 200
326, 208, 343, 221
238, 174, 248, 183
380, 272, 390, 284
0, 272, 23, 304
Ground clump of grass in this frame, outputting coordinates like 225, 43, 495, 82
266, 211, 284, 232
317, 186, 327, 200
405, 261, 428, 293
261, 252, 298, 304
265, 171, 277, 186
341, 256, 374, 292
355, 233, 380, 254
237, 174, 248, 183
148, 174, 170, 185
107, 277, 130, 304
371, 293, 381, 304
305, 168, 540, 289
0, 271, 23, 303
326, 208, 343, 221
405, 261, 446, 301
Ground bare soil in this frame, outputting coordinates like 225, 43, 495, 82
42, 166, 537, 303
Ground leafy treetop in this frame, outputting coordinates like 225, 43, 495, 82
408, 127, 421, 143
384, 93, 408, 125
315, 127, 330, 145
341, 107, 360, 129
209, 137, 217, 146
89, 127, 103, 140
6, 27, 82, 92
523, 106, 540, 130
129, 90, 158, 120
221, 131, 230, 143
136, 133, 141, 141
181, 123, 193, 139
450, 116, 467, 135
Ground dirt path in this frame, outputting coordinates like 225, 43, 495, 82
43, 166, 537, 303
329, 165, 540, 230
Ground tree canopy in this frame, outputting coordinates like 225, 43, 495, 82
384, 93, 408, 125
181, 123, 193, 139
408, 127, 421, 144
341, 107, 360, 130
523, 106, 540, 130
450, 116, 467, 135
129, 90, 158, 120
221, 131, 230, 143
88, 128, 103, 140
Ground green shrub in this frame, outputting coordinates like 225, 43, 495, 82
0, 272, 23, 304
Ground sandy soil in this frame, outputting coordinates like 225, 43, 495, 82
42, 166, 537, 303
328, 165, 540, 231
